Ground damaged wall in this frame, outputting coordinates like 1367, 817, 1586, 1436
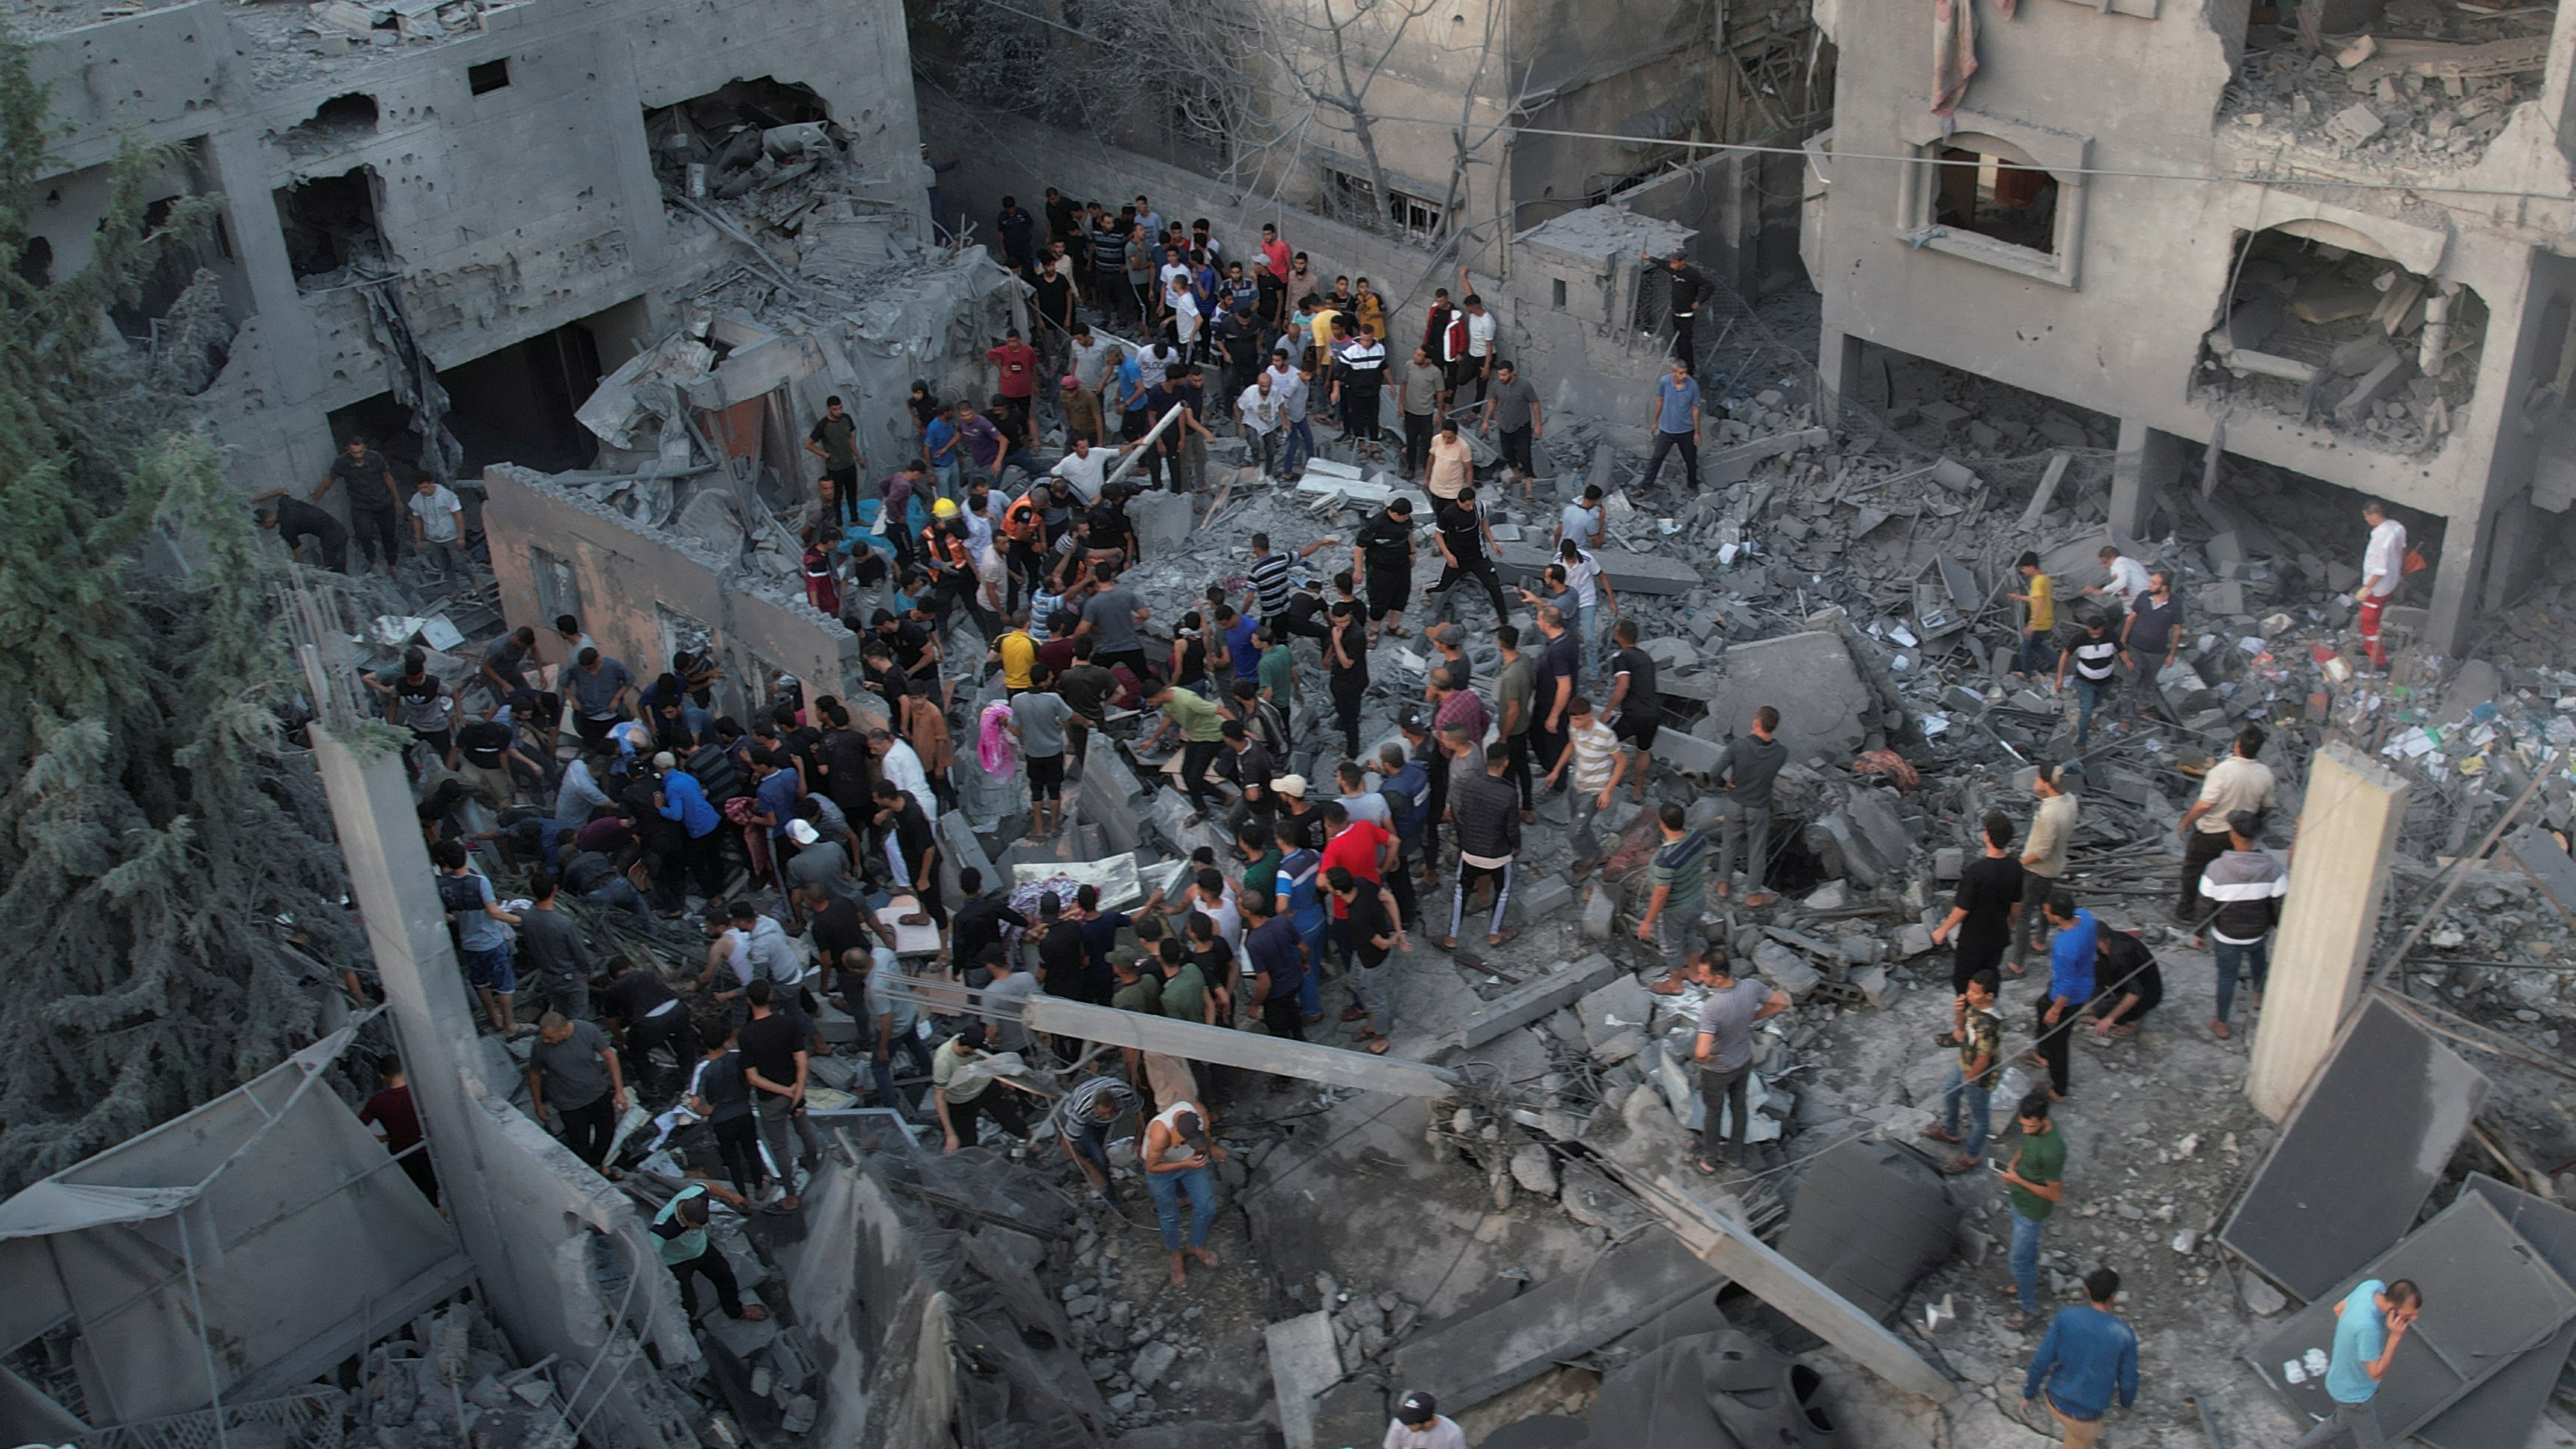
482, 463, 863, 716
20, 0, 922, 506
1808, 0, 2576, 649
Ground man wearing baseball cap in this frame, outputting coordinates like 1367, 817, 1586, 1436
1386, 1390, 1465, 1449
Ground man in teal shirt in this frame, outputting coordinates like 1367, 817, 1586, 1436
2296, 1278, 2420, 1448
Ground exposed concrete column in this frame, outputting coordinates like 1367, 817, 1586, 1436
1816, 325, 1864, 418
2424, 506, 2492, 656
309, 727, 508, 1221
2110, 419, 2184, 538
2247, 742, 2411, 1120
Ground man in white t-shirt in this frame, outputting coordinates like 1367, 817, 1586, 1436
1048, 436, 1117, 504
2081, 545, 2151, 628
2359, 498, 2408, 670
1237, 373, 1284, 478
1383, 1391, 1467, 1449
1555, 483, 1605, 552
408, 477, 466, 581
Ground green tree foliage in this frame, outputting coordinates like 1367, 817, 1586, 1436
0, 28, 360, 1190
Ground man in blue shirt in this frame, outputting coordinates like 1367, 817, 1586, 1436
2035, 891, 2097, 1101
922, 406, 965, 500
1273, 821, 1327, 1019
2024, 1268, 2138, 1445
1639, 357, 1703, 492
653, 752, 726, 904
2295, 1278, 2420, 1448
1244, 891, 1307, 1042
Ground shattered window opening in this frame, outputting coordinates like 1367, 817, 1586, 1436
1932, 142, 2056, 257
273, 167, 383, 289
2196, 226, 2484, 456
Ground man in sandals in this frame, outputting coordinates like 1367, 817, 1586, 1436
1924, 971, 2002, 1174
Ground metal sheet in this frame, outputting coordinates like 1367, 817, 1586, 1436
2247, 1193, 2576, 1442
2220, 997, 2490, 1302
2414, 1177, 2576, 1449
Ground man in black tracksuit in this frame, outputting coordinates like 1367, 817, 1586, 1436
1443, 749, 1523, 949
1352, 499, 1417, 641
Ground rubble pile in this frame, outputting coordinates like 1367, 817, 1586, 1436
2222, 0, 2551, 168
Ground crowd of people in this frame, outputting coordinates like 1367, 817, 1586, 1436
319, 193, 2408, 1442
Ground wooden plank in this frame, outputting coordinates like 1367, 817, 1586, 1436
1449, 952, 1623, 1051
1613, 1167, 1958, 1402
1017, 996, 1462, 1098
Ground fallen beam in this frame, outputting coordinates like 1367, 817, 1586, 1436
1610, 1165, 1958, 1402
2015, 450, 2072, 531
1711, 427, 1829, 485
1447, 952, 1623, 1051
1495, 543, 1701, 596
1385, 1229, 1722, 1410
1017, 996, 1463, 1097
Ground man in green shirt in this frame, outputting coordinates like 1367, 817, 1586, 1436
1110, 953, 1164, 1014
2000, 1094, 2068, 1330
1257, 627, 1296, 711
1237, 824, 1284, 902
1495, 623, 1537, 821
1158, 940, 1215, 1024
1141, 680, 1231, 823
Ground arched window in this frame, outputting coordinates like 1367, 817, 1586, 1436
1932, 136, 2059, 256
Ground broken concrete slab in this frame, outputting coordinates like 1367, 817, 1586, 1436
1385, 1231, 1724, 1413
1751, 938, 1823, 996
1710, 427, 1829, 485
1773, 1139, 1960, 1322
1578, 975, 1655, 1050
1444, 953, 1624, 1051
1494, 544, 1700, 596
1077, 751, 1144, 855
1689, 628, 1876, 763
1132, 490, 1195, 557
1265, 1311, 1342, 1449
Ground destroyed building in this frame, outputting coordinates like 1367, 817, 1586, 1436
1803, 0, 2576, 653
12, 0, 925, 506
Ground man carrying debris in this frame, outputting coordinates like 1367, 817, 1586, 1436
2296, 1278, 2422, 1448
2357, 498, 2408, 672
1711, 705, 1787, 909
2202, 809, 2286, 1039
2021, 1267, 2138, 1446
2177, 725, 2275, 931
2079, 544, 2150, 629
1140, 678, 1230, 824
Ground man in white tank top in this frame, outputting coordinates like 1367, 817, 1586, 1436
1143, 1101, 1228, 1287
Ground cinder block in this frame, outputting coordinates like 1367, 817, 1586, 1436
1581, 884, 1619, 940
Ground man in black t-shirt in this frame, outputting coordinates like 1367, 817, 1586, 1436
1351, 498, 1416, 642
318, 437, 404, 573
1030, 255, 1077, 389
739, 981, 821, 1209
256, 493, 349, 572
1427, 485, 1509, 623
1604, 618, 1661, 797
455, 713, 535, 803
951, 867, 1030, 964
601, 958, 689, 1105
1531, 605, 1581, 785
1933, 812, 2027, 1004
805, 398, 861, 526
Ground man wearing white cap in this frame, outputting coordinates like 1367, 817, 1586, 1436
782, 816, 864, 926
1384, 1391, 1466, 1449
1271, 773, 1324, 853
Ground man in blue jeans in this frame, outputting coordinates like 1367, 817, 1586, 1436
2054, 616, 2121, 748
2295, 1277, 2420, 1448
2201, 809, 2286, 1039
1924, 971, 2001, 1173
1143, 1101, 1228, 1288
1639, 357, 1703, 491
2023, 1267, 2138, 1446
1999, 1093, 2067, 1331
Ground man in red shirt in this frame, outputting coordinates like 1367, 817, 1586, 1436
986, 328, 1040, 447
359, 1057, 439, 1206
